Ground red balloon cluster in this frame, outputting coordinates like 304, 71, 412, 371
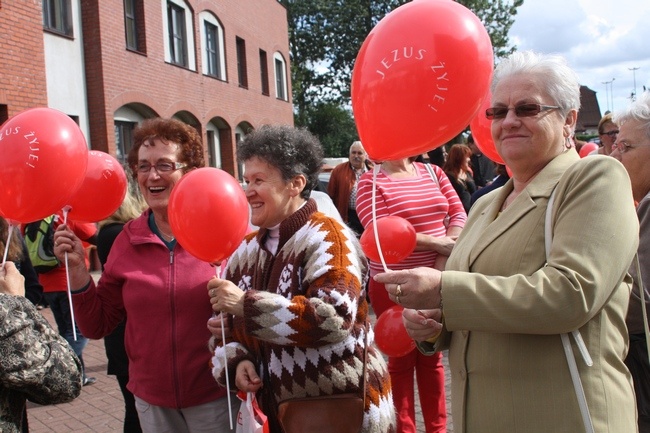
168, 168, 249, 263
359, 216, 416, 264
351, 0, 494, 161
0, 108, 88, 223
67, 151, 128, 222
374, 305, 416, 357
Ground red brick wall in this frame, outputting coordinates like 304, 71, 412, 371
0, 1, 48, 117
82, 0, 293, 176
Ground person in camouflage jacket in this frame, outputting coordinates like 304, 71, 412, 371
0, 262, 82, 432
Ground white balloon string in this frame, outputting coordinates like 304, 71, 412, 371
216, 265, 233, 430
371, 164, 389, 273
62, 206, 78, 341
1, 223, 15, 270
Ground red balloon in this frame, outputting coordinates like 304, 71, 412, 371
360, 216, 416, 264
374, 305, 416, 357
352, 0, 493, 161
168, 168, 249, 263
0, 107, 88, 223
579, 142, 598, 158
67, 151, 127, 222
469, 91, 505, 165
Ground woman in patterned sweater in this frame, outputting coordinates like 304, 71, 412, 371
208, 125, 396, 433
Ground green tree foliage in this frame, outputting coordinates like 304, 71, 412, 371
282, 0, 524, 155
304, 102, 359, 157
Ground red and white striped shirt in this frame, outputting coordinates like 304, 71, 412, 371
356, 162, 467, 274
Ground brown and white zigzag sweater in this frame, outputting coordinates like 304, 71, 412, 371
211, 199, 395, 433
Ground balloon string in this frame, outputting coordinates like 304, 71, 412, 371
371, 164, 389, 273
62, 206, 78, 341
1, 224, 15, 270
216, 265, 233, 430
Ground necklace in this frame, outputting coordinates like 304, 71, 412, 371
157, 224, 175, 242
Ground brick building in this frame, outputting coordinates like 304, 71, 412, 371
0, 0, 293, 178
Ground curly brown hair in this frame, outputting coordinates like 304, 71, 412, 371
127, 118, 205, 180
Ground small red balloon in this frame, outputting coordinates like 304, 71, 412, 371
168, 168, 249, 263
351, 0, 493, 161
374, 305, 416, 357
67, 151, 128, 222
469, 91, 505, 165
0, 107, 88, 223
579, 142, 598, 158
360, 216, 416, 264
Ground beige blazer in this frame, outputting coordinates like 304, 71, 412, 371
437, 151, 639, 433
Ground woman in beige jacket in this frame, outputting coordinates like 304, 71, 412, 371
376, 51, 639, 433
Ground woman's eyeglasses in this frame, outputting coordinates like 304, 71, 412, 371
136, 161, 186, 174
600, 130, 619, 137
613, 141, 650, 154
485, 103, 560, 120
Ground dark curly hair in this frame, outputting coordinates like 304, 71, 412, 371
127, 118, 205, 180
237, 125, 324, 199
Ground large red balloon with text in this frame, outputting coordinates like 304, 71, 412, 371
351, 0, 493, 161
375, 305, 416, 357
360, 216, 416, 264
469, 91, 505, 165
67, 151, 128, 223
168, 168, 249, 263
0, 107, 88, 223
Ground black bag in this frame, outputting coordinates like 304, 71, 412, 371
627, 336, 650, 418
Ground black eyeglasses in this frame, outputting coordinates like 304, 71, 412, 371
485, 103, 560, 120
600, 130, 619, 137
136, 161, 186, 174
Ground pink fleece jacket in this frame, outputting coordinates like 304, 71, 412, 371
72, 210, 226, 408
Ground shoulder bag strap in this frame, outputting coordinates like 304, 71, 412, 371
423, 163, 440, 188
545, 188, 594, 433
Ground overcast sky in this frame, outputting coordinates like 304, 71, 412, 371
508, 0, 650, 116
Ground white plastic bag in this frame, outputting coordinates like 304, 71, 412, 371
235, 391, 268, 433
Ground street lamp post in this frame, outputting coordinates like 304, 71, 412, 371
629, 67, 640, 101
602, 80, 613, 112
611, 78, 616, 112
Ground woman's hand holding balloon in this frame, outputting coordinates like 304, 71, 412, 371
402, 308, 443, 342
207, 313, 231, 340
373, 267, 442, 310
53, 224, 92, 289
208, 277, 245, 317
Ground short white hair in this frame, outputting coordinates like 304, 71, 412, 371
614, 92, 650, 140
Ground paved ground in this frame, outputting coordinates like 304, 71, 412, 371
26, 278, 454, 432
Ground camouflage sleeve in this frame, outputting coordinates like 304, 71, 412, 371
0, 294, 83, 405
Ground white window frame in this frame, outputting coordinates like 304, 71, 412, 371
199, 11, 226, 81
162, 0, 196, 70
273, 52, 288, 101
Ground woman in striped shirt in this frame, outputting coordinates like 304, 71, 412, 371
356, 156, 466, 433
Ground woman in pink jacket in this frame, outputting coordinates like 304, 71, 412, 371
52, 118, 236, 433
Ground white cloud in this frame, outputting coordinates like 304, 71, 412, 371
509, 0, 650, 114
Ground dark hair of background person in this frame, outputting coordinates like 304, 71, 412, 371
237, 125, 324, 200
126, 118, 205, 180
428, 147, 446, 168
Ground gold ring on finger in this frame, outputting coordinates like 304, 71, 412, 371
396, 284, 402, 297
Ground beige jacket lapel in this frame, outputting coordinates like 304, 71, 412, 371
465, 151, 579, 269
